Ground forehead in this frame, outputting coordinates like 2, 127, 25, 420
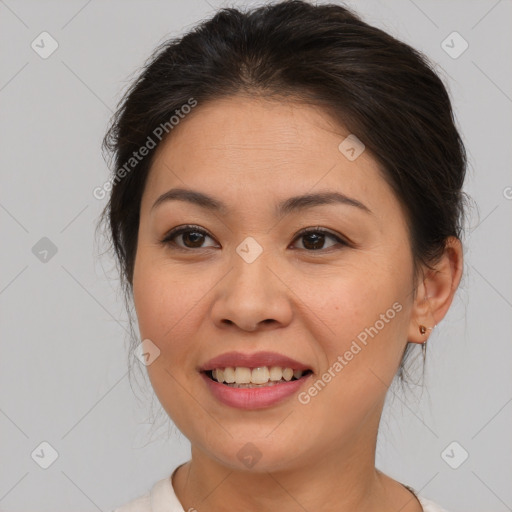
143, 96, 391, 215
155, 95, 348, 159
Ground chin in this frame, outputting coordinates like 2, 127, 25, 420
202, 436, 308, 474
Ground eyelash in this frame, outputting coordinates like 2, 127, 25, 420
159, 224, 349, 252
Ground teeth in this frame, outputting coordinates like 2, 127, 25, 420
234, 367, 251, 384
210, 366, 305, 385
269, 366, 283, 381
251, 366, 270, 384
282, 368, 293, 381
223, 367, 235, 383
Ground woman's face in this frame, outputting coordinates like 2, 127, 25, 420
133, 96, 420, 471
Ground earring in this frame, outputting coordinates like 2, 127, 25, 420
419, 324, 433, 358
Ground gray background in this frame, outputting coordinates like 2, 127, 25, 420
1, 0, 511, 511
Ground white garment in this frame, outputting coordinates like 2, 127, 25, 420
111, 465, 451, 512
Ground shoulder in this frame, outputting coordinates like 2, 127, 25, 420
110, 475, 185, 512
110, 491, 151, 512
416, 494, 453, 512
402, 483, 452, 512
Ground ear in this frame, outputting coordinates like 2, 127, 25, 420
407, 236, 464, 344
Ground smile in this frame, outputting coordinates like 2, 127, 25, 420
206, 366, 313, 387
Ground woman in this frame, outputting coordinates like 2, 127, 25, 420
100, 1, 466, 511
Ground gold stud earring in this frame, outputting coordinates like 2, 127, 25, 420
419, 325, 427, 335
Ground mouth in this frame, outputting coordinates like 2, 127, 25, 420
202, 366, 314, 389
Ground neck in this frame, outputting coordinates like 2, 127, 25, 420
172, 442, 422, 512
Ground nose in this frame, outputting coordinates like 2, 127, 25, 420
210, 248, 293, 332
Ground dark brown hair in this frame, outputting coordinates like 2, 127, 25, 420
97, 0, 467, 388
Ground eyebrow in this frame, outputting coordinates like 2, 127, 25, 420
151, 187, 372, 216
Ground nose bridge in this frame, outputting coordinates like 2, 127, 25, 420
229, 236, 274, 300
212, 236, 292, 330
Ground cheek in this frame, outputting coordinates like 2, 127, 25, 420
306, 257, 413, 373
132, 252, 216, 378
299, 277, 411, 422
132, 256, 200, 414
313, 267, 404, 331
133, 252, 191, 337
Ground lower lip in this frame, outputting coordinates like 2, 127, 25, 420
201, 372, 312, 410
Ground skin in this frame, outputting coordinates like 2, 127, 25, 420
132, 95, 463, 512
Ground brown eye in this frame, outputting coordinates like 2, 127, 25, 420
292, 228, 347, 251
161, 225, 218, 249
160, 225, 347, 252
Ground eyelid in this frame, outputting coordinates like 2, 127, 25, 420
292, 226, 350, 247
160, 224, 217, 249
160, 224, 350, 251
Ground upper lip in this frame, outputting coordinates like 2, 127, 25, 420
198, 351, 312, 372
